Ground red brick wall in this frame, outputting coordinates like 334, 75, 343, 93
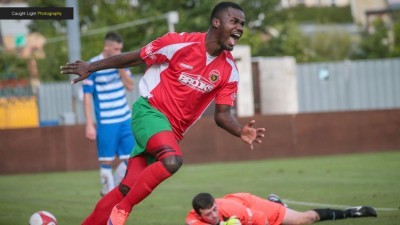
1, 109, 399, 174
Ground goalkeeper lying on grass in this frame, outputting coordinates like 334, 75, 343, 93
185, 192, 377, 225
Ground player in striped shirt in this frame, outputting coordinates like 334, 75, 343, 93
82, 32, 136, 196
61, 2, 265, 225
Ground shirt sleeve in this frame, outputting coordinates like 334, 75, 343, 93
251, 210, 269, 225
215, 81, 238, 106
82, 73, 95, 94
217, 199, 250, 225
215, 56, 239, 106
185, 210, 210, 225
139, 32, 183, 66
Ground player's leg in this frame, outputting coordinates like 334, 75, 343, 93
97, 124, 119, 196
313, 206, 377, 221
234, 193, 287, 225
99, 162, 114, 196
281, 208, 319, 224
108, 97, 180, 225
114, 120, 135, 186
81, 155, 148, 225
117, 130, 181, 212
113, 160, 127, 187
81, 187, 124, 225
282, 206, 377, 225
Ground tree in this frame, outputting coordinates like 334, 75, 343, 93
17, 0, 400, 82
258, 20, 308, 61
390, 17, 400, 57
27, 0, 281, 81
0, 53, 30, 80
350, 19, 391, 59
304, 29, 353, 62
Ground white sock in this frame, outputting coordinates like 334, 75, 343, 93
114, 160, 127, 186
100, 165, 115, 194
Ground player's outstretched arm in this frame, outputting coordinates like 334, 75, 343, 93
240, 120, 265, 150
60, 60, 91, 84
60, 50, 143, 84
214, 104, 265, 150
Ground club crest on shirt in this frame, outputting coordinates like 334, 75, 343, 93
209, 70, 220, 83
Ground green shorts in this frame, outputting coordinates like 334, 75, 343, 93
130, 97, 172, 162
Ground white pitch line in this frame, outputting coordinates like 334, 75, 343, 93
283, 199, 399, 212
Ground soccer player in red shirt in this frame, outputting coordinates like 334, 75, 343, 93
60, 2, 266, 225
186, 192, 377, 225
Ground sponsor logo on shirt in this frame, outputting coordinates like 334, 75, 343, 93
179, 63, 193, 70
178, 72, 214, 93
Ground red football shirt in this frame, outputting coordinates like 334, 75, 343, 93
139, 32, 239, 141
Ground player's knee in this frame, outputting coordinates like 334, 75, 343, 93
161, 155, 183, 174
118, 183, 131, 196
301, 211, 319, 224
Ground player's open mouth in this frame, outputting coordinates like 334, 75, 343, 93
229, 33, 241, 46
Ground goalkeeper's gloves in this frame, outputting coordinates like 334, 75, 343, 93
219, 216, 242, 225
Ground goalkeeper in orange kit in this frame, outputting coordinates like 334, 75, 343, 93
185, 192, 377, 225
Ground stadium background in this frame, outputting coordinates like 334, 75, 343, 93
1, 0, 399, 176
1, 108, 399, 174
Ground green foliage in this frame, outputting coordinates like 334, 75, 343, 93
259, 5, 355, 62
254, 20, 353, 62
14, 0, 399, 81
234, 4, 355, 62
304, 29, 353, 62
391, 21, 400, 56
350, 19, 392, 59
0, 53, 30, 80
278, 5, 353, 23
258, 21, 308, 60
0, 151, 399, 224
388, 11, 400, 57
36, 41, 69, 81
25, 0, 284, 81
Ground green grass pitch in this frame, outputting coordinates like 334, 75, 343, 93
0, 151, 399, 224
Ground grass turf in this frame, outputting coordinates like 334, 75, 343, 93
0, 151, 399, 224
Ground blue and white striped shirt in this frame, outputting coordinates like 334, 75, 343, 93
83, 54, 131, 124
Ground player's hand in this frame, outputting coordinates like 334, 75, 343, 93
240, 120, 266, 150
85, 123, 96, 141
219, 216, 242, 225
60, 60, 92, 84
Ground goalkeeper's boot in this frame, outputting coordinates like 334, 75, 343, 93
345, 206, 377, 218
267, 194, 288, 207
108, 205, 129, 225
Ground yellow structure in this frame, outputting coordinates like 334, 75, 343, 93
0, 96, 39, 129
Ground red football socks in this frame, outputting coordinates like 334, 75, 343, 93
82, 187, 124, 225
118, 161, 171, 212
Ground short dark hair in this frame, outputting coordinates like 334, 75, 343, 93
104, 31, 123, 43
192, 193, 215, 215
210, 1, 244, 24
